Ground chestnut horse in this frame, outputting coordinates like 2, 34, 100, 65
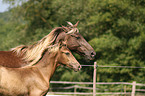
0, 42, 81, 96
0, 22, 96, 68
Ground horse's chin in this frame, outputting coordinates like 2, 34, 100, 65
62, 64, 81, 72
73, 68, 81, 72
78, 52, 96, 61
71, 65, 81, 72
84, 56, 94, 62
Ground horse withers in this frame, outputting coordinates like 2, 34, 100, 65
0, 21, 96, 68
0, 42, 81, 96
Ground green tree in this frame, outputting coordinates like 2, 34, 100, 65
88, 0, 145, 83
2, 0, 145, 85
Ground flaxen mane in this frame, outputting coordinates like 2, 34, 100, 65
11, 27, 63, 66
11, 22, 79, 66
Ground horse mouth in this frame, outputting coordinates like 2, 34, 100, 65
61, 63, 81, 72
76, 51, 96, 61
68, 64, 81, 72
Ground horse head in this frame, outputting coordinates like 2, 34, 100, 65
57, 42, 81, 72
56, 21, 96, 61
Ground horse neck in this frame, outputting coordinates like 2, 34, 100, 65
35, 51, 58, 83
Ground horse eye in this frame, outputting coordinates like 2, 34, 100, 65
65, 52, 70, 55
71, 34, 80, 39
76, 36, 80, 39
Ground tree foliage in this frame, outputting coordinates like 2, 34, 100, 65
1, 0, 145, 89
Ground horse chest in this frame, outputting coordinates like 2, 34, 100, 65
0, 67, 49, 96
0, 68, 27, 95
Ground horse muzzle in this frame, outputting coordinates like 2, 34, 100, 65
73, 65, 82, 72
90, 51, 96, 60
84, 51, 96, 61
69, 63, 82, 72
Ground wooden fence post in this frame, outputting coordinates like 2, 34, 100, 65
93, 62, 97, 96
74, 85, 77, 96
131, 81, 136, 96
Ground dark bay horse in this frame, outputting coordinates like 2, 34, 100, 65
0, 42, 81, 96
0, 22, 96, 68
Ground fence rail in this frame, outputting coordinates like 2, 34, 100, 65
48, 81, 145, 95
48, 62, 145, 96
48, 92, 132, 95
50, 81, 145, 86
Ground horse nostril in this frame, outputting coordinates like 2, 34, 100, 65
78, 65, 82, 70
91, 52, 96, 58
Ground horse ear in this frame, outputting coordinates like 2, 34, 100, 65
62, 25, 69, 32
67, 21, 74, 27
74, 21, 79, 27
